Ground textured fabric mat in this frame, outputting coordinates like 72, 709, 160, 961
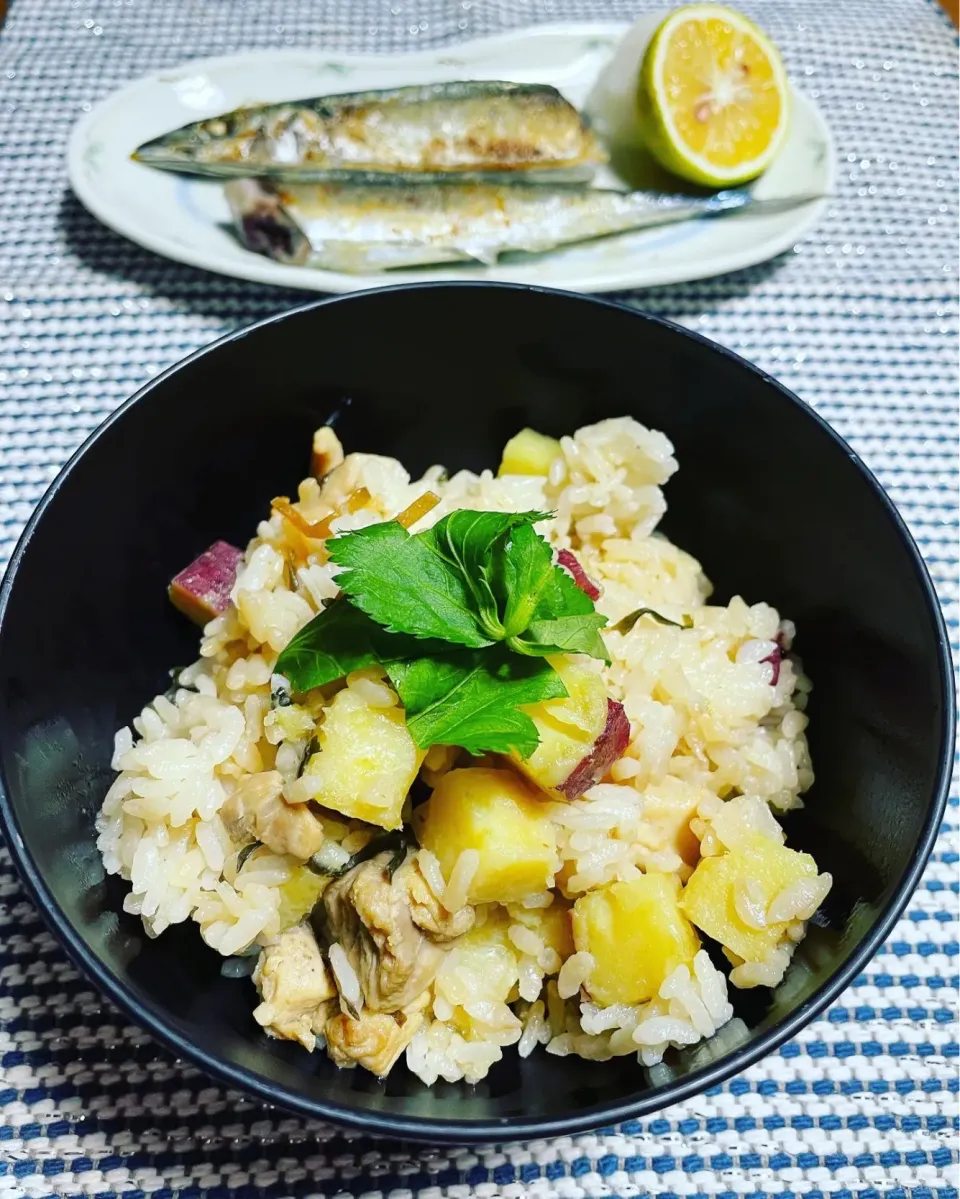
0, 0, 957, 1195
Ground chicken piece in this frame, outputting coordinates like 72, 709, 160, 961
321, 852, 442, 1012
400, 856, 475, 942
319, 850, 473, 1013
253, 924, 337, 1051
325, 992, 429, 1077
318, 451, 408, 513
310, 425, 345, 480
221, 770, 325, 861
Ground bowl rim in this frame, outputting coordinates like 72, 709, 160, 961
0, 281, 954, 1143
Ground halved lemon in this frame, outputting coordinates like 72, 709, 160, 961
638, 4, 791, 187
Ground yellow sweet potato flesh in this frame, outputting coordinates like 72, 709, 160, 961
304, 688, 421, 830
498, 428, 562, 477
681, 833, 818, 962
439, 909, 518, 1008
572, 874, 700, 1006
418, 767, 558, 904
277, 866, 329, 930
514, 655, 609, 793
511, 897, 574, 964
642, 777, 703, 866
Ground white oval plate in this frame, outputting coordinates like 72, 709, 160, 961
68, 23, 834, 294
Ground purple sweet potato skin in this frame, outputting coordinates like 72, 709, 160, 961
557, 700, 631, 799
169, 540, 244, 624
761, 646, 782, 685
761, 631, 787, 685
556, 548, 601, 602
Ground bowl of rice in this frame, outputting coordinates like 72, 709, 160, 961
0, 283, 952, 1142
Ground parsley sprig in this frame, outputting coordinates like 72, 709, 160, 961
275, 510, 609, 758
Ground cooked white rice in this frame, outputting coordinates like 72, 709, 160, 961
96, 416, 828, 1085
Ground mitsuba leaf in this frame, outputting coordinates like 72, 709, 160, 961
423, 509, 548, 640
509, 613, 610, 661
386, 646, 567, 758
328, 520, 491, 647
497, 522, 558, 638
275, 598, 446, 692
275, 599, 380, 691
612, 608, 694, 632
496, 523, 610, 660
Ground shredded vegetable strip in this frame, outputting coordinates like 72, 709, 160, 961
396, 491, 440, 529
272, 486, 373, 540
346, 487, 372, 514
271, 496, 332, 538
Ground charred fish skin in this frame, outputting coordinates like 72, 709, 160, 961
134, 80, 606, 181
226, 178, 820, 274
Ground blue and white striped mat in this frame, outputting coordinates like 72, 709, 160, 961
0, 0, 957, 1195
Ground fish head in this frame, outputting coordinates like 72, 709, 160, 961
133, 106, 279, 170
224, 179, 311, 266
133, 104, 330, 173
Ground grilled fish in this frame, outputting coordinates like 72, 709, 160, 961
134, 81, 605, 181
226, 178, 821, 274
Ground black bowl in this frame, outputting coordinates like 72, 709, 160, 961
0, 283, 953, 1143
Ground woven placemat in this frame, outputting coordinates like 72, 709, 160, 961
0, 0, 957, 1195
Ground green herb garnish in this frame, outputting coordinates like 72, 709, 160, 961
387, 647, 567, 759
236, 841, 261, 870
276, 510, 609, 758
613, 607, 694, 633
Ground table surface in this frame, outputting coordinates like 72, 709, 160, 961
0, 2, 957, 1198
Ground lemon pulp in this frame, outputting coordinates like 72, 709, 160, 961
639, 5, 790, 187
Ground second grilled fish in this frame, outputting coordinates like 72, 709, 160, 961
226, 178, 820, 273
134, 81, 605, 181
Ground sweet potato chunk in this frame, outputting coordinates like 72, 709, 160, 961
498, 428, 561, 477
302, 685, 421, 830
418, 767, 558, 904
573, 874, 700, 1006
681, 834, 820, 963
511, 896, 574, 964
512, 656, 612, 797
557, 700, 630, 799
168, 540, 244, 624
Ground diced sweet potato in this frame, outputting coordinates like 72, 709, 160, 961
417, 767, 558, 904
168, 540, 244, 625
302, 685, 422, 830
572, 874, 700, 1006
512, 656, 613, 797
556, 549, 601, 601
642, 777, 703, 866
681, 833, 819, 963
277, 865, 330, 930
439, 908, 519, 1007
498, 428, 562, 477
556, 700, 630, 799
511, 896, 574, 964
